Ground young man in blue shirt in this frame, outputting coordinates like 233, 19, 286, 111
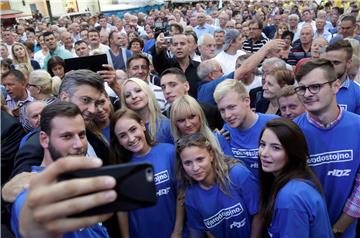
324, 39, 360, 115
214, 79, 278, 177
294, 58, 360, 238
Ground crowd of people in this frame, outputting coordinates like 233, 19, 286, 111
1, 0, 360, 237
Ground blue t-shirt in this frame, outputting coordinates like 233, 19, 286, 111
197, 72, 234, 106
214, 132, 233, 157
294, 112, 360, 238
268, 179, 332, 238
11, 166, 109, 238
337, 79, 360, 115
224, 113, 278, 177
129, 143, 177, 238
147, 116, 174, 144
185, 164, 259, 238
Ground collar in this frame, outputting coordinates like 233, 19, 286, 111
340, 77, 350, 89
6, 91, 33, 106
306, 106, 343, 129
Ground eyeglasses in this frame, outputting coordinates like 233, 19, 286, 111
249, 28, 260, 31
72, 95, 106, 107
27, 84, 39, 89
294, 79, 337, 95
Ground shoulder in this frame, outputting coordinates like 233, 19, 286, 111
258, 113, 279, 122
276, 180, 320, 208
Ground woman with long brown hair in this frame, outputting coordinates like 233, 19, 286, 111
258, 118, 332, 237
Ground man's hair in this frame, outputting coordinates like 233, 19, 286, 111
185, 31, 198, 45
2, 69, 26, 83
42, 31, 54, 38
248, 19, 263, 30
59, 69, 105, 97
74, 40, 88, 47
197, 33, 213, 46
214, 79, 248, 104
197, 59, 221, 79
296, 58, 337, 83
276, 85, 297, 100
88, 29, 99, 35
40, 101, 82, 135
214, 29, 225, 35
169, 23, 184, 34
127, 54, 150, 68
160, 67, 187, 83
262, 57, 287, 70
341, 15, 356, 24
326, 39, 353, 60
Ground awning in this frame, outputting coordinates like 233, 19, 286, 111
0, 9, 25, 19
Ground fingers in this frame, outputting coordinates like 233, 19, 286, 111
28, 157, 102, 200
33, 190, 117, 223
28, 175, 116, 208
43, 213, 113, 235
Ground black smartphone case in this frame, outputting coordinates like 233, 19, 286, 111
59, 162, 157, 217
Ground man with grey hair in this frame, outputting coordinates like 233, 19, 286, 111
194, 10, 215, 39
198, 33, 216, 61
214, 29, 246, 74
197, 59, 223, 81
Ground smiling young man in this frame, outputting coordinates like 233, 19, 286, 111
294, 58, 360, 238
214, 79, 278, 176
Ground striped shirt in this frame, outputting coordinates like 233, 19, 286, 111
243, 35, 268, 53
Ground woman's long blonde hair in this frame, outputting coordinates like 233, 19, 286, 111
120, 77, 161, 140
170, 95, 223, 154
176, 133, 238, 195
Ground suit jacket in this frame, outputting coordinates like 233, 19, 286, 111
1, 111, 26, 185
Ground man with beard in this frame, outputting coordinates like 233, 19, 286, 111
324, 40, 360, 115
11, 101, 111, 238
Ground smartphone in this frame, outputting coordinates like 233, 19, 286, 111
59, 162, 157, 217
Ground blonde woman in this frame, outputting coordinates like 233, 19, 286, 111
170, 95, 232, 156
28, 70, 60, 103
11, 42, 40, 71
120, 77, 173, 143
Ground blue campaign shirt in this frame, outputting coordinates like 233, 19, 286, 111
197, 72, 234, 106
337, 79, 360, 115
214, 132, 233, 157
268, 179, 332, 238
129, 143, 177, 238
11, 166, 109, 238
294, 112, 360, 238
146, 116, 174, 144
224, 113, 278, 177
185, 164, 259, 237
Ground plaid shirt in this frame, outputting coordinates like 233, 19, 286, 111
344, 172, 360, 218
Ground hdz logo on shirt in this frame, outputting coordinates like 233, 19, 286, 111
307, 150, 353, 166
229, 218, 246, 229
203, 203, 244, 229
327, 169, 351, 177
154, 170, 169, 185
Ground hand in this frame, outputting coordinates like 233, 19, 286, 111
155, 32, 167, 51
97, 64, 117, 87
264, 39, 286, 53
219, 128, 230, 142
2, 172, 34, 203
19, 156, 117, 238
